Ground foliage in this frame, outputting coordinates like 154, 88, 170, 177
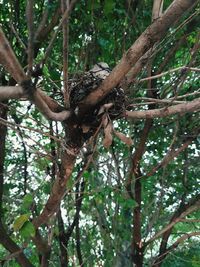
0, 0, 200, 267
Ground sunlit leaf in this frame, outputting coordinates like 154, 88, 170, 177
13, 214, 30, 232
22, 194, 33, 210
20, 221, 36, 239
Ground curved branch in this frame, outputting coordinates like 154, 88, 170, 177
0, 86, 24, 100
35, 7, 61, 43
152, 231, 200, 266
31, 91, 71, 121
0, 27, 26, 82
167, 231, 200, 250
0, 86, 71, 121
146, 137, 196, 178
42, 0, 78, 64
0, 222, 34, 267
0, 28, 71, 121
82, 0, 198, 108
126, 98, 200, 119
33, 151, 76, 228
139, 66, 200, 83
145, 194, 200, 247
0, 104, 33, 267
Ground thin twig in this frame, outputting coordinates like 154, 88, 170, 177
41, 0, 77, 65
26, 0, 35, 76
139, 66, 200, 82
10, 24, 27, 50
62, 0, 70, 108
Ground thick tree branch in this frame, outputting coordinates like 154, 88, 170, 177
33, 151, 76, 229
0, 27, 26, 82
126, 97, 200, 119
122, 16, 195, 90
0, 86, 70, 121
29, 90, 71, 121
82, 0, 198, 109
0, 86, 24, 99
0, 28, 70, 121
0, 86, 66, 113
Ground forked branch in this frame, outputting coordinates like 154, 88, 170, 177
0, 27, 70, 121
82, 0, 198, 108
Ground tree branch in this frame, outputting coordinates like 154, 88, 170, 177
33, 151, 76, 228
145, 194, 200, 247
0, 86, 24, 99
0, 27, 26, 82
152, 231, 200, 266
61, 0, 70, 108
0, 28, 71, 121
35, 7, 61, 42
26, 0, 35, 76
152, 0, 163, 21
146, 137, 196, 178
42, 0, 78, 65
0, 103, 33, 267
82, 0, 198, 109
0, 222, 34, 267
139, 66, 200, 82
126, 97, 200, 119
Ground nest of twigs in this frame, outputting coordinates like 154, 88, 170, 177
69, 72, 127, 122
66, 73, 132, 147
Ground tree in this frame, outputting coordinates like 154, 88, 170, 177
0, 0, 200, 266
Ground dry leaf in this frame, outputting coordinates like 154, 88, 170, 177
82, 125, 90, 133
102, 114, 108, 127
98, 103, 114, 116
98, 106, 105, 116
114, 131, 133, 147
103, 103, 113, 110
103, 121, 113, 148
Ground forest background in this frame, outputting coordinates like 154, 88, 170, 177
0, 0, 200, 266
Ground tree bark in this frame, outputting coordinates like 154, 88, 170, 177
0, 104, 34, 267
126, 98, 200, 119
33, 151, 76, 228
130, 121, 152, 266
82, 0, 198, 108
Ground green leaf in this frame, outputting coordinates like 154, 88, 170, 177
13, 214, 30, 231
20, 221, 35, 239
43, 182, 51, 194
43, 65, 50, 77
83, 170, 90, 179
50, 70, 61, 81
88, 0, 100, 10
104, 0, 115, 15
22, 194, 33, 210
126, 199, 139, 208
